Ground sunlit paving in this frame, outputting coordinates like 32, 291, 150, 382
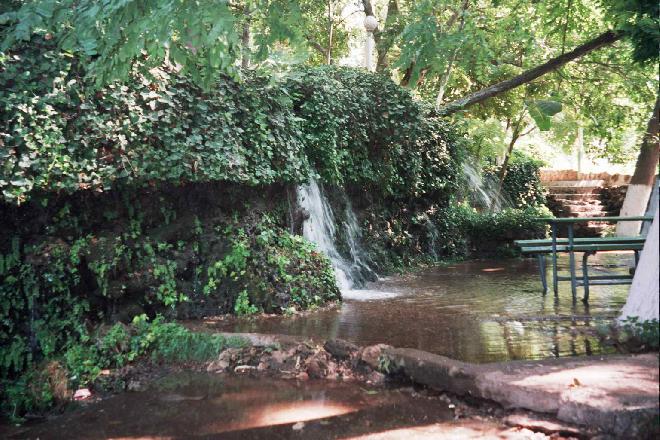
0, 0, 658, 439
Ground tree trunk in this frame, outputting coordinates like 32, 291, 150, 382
617, 96, 660, 236
435, 50, 459, 108
437, 30, 622, 115
434, 0, 469, 109
619, 210, 659, 322
375, 0, 401, 72
240, 13, 251, 69
493, 114, 525, 210
326, 1, 334, 65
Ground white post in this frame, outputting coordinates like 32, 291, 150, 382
364, 15, 378, 72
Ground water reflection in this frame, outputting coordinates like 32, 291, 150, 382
203, 254, 631, 363
5, 374, 454, 439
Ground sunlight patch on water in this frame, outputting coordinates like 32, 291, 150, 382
341, 289, 402, 301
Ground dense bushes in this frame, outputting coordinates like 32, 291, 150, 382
0, 39, 468, 420
355, 201, 551, 270
1, 40, 463, 414
483, 152, 546, 208
1, 40, 461, 205
2, 316, 247, 420
0, 183, 339, 406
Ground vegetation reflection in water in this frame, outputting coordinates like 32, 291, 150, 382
205, 253, 631, 363
5, 373, 456, 439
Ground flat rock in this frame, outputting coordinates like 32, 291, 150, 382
504, 412, 584, 437
324, 338, 359, 360
360, 344, 392, 369
384, 348, 659, 437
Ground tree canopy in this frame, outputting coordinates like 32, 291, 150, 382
1, 0, 657, 164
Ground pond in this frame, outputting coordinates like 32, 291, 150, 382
199, 253, 631, 363
4, 373, 463, 439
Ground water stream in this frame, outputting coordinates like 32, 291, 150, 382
462, 162, 510, 211
289, 177, 629, 363
203, 253, 630, 363
296, 178, 377, 295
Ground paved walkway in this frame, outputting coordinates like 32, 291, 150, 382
385, 348, 659, 437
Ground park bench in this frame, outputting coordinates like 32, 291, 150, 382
515, 216, 653, 303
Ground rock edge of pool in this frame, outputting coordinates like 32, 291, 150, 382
4, 332, 658, 440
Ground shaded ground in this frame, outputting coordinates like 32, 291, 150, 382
191, 254, 632, 362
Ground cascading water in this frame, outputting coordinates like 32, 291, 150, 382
462, 162, 510, 211
296, 178, 382, 297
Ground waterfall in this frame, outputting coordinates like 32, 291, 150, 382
424, 216, 440, 259
296, 178, 375, 292
462, 163, 510, 211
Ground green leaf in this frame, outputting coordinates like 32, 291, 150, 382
528, 100, 562, 131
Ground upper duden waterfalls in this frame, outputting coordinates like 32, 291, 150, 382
296, 178, 377, 294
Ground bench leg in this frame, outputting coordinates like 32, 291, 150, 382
568, 224, 577, 302
537, 254, 548, 294
551, 224, 558, 297
582, 251, 595, 303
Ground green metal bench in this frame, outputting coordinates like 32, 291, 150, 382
515, 216, 652, 303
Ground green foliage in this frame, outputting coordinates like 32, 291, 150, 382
527, 99, 563, 132
1, 315, 248, 420
131, 315, 247, 363
602, 0, 660, 64
290, 67, 463, 199
458, 205, 551, 257
0, 40, 310, 204
620, 316, 660, 350
484, 152, 546, 208
0, 42, 461, 205
234, 290, 259, 316
210, 220, 341, 312
360, 198, 551, 271
0, 0, 314, 87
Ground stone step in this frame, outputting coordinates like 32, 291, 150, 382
547, 193, 600, 201
545, 179, 605, 187
546, 186, 600, 195
565, 206, 606, 213
554, 199, 602, 206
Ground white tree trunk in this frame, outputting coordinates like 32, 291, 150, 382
619, 208, 659, 322
616, 184, 653, 236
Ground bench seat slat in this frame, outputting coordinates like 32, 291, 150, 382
521, 243, 644, 253
514, 236, 645, 246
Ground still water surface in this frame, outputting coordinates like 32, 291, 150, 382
204, 254, 630, 363
6, 373, 457, 439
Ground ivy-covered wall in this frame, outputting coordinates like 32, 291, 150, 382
0, 39, 465, 410
1, 39, 462, 205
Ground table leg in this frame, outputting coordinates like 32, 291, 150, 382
538, 254, 548, 294
551, 223, 558, 296
582, 251, 593, 303
568, 223, 577, 302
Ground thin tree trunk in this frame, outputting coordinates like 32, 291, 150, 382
435, 50, 459, 108
617, 96, 660, 236
435, 0, 469, 109
437, 30, 622, 115
493, 115, 524, 210
374, 0, 396, 71
240, 12, 251, 69
327, 1, 334, 65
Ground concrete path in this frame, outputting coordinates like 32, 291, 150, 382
385, 348, 659, 437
